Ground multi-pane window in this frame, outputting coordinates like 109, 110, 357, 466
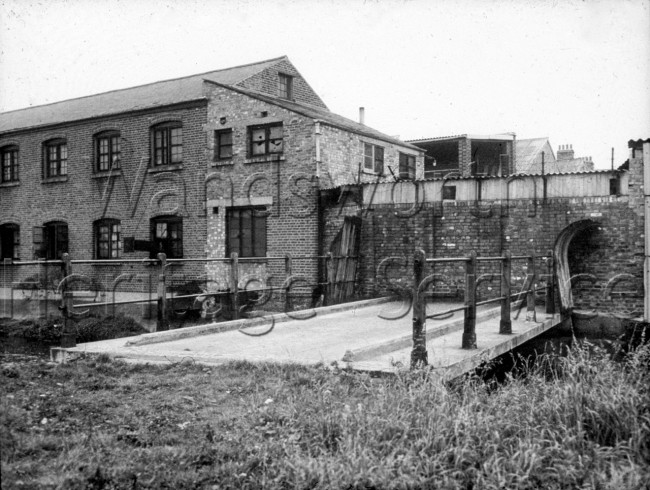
44, 139, 68, 177
215, 129, 233, 160
363, 143, 384, 174
1, 146, 19, 183
152, 123, 183, 166
95, 132, 121, 172
249, 124, 283, 157
278, 73, 293, 99
226, 207, 267, 258
33, 222, 68, 260
399, 153, 416, 180
0, 223, 20, 260
94, 219, 122, 259
151, 216, 183, 258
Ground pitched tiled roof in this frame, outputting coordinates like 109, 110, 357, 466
515, 137, 553, 171
0, 56, 287, 133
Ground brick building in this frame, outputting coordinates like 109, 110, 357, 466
0, 56, 423, 296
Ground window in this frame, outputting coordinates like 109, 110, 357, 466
0, 224, 20, 260
94, 219, 122, 259
215, 129, 233, 161
152, 123, 182, 166
150, 216, 183, 258
399, 153, 416, 180
363, 143, 384, 174
278, 73, 293, 99
1, 146, 19, 183
442, 185, 457, 200
34, 222, 68, 260
226, 207, 267, 258
44, 139, 67, 177
249, 124, 283, 157
95, 132, 121, 172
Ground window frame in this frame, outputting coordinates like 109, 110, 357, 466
0, 145, 19, 183
150, 216, 183, 258
398, 152, 416, 180
43, 139, 68, 178
248, 123, 284, 157
214, 128, 234, 161
151, 122, 183, 167
34, 221, 68, 260
278, 73, 293, 100
226, 207, 267, 258
0, 223, 20, 261
363, 143, 384, 174
94, 219, 122, 259
95, 131, 121, 172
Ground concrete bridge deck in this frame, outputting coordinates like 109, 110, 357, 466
51, 298, 562, 380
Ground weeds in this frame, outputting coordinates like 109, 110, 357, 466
1, 342, 649, 489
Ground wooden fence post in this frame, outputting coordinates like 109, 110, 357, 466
546, 249, 556, 316
230, 252, 239, 320
60, 253, 76, 348
284, 254, 292, 312
500, 250, 512, 334
156, 253, 168, 331
411, 248, 428, 368
526, 254, 537, 322
462, 251, 477, 349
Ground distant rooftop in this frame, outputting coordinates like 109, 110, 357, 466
407, 133, 516, 143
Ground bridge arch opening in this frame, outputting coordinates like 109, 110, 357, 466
554, 219, 603, 314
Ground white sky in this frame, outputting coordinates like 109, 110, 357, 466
1, 0, 649, 168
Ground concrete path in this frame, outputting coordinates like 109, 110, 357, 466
51, 297, 561, 379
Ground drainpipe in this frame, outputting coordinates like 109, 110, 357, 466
643, 141, 650, 322
314, 120, 324, 288
314, 120, 321, 179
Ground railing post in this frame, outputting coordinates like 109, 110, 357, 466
545, 249, 556, 316
411, 248, 428, 368
230, 252, 239, 320
284, 254, 292, 312
60, 253, 76, 347
156, 253, 167, 331
526, 254, 537, 322
500, 250, 512, 334
462, 251, 477, 349
325, 252, 333, 306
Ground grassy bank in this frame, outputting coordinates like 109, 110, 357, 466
1, 343, 649, 489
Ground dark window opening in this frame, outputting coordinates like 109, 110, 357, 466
95, 132, 121, 172
44, 139, 68, 177
278, 73, 293, 99
226, 207, 267, 258
34, 222, 68, 260
94, 219, 122, 259
399, 153, 416, 179
150, 216, 183, 258
215, 129, 233, 160
364, 143, 384, 174
0, 223, 20, 260
442, 185, 457, 200
1, 146, 19, 183
249, 124, 283, 157
609, 178, 619, 196
152, 123, 183, 166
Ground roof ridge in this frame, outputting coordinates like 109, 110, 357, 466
232, 55, 288, 86
1, 55, 288, 115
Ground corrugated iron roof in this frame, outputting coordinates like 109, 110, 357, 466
0, 56, 287, 133
628, 138, 650, 147
407, 133, 515, 143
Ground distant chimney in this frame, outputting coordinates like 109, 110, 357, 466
557, 144, 575, 161
359, 107, 365, 125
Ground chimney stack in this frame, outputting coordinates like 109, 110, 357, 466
557, 143, 575, 161
359, 107, 365, 125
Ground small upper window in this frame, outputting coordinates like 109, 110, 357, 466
249, 123, 283, 157
278, 73, 293, 100
215, 129, 233, 161
44, 139, 68, 177
1, 146, 19, 183
363, 143, 384, 174
0, 223, 20, 260
94, 219, 122, 259
152, 122, 183, 166
399, 153, 416, 180
95, 131, 121, 172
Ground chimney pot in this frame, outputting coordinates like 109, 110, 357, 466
359, 107, 365, 125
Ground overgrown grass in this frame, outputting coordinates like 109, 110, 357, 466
1, 342, 649, 489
